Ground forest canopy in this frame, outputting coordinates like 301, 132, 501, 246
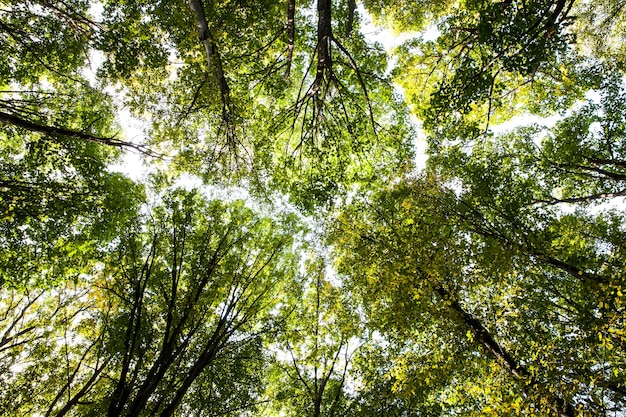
1, 0, 625, 416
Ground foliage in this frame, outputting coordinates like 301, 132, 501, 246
2, 0, 626, 415
331, 175, 626, 415
0, 190, 302, 416
264, 258, 363, 417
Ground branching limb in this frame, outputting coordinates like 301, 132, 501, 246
0, 110, 159, 157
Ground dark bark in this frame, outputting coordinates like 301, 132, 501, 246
601, 381, 626, 397
535, 187, 626, 205
346, 0, 356, 37
555, 162, 626, 181
0, 292, 41, 352
285, 0, 296, 79
545, 0, 575, 32
0, 110, 156, 155
584, 156, 626, 170
528, 248, 607, 284
435, 286, 530, 380
108, 226, 248, 416
0, 179, 40, 193
53, 357, 111, 417
107, 238, 158, 417
122, 323, 180, 417
36, 0, 102, 32
312, 0, 333, 94
157, 318, 228, 417
0, 325, 36, 352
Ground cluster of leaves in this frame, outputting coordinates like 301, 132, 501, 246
1, 0, 626, 416
1, 190, 302, 416
331, 173, 626, 415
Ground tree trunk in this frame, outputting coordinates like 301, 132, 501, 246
186, 0, 231, 117
157, 318, 229, 417
285, 0, 295, 79
346, 0, 356, 36
0, 110, 151, 153
312, 0, 333, 94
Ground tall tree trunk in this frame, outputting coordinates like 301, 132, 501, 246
312, 0, 333, 94
122, 345, 177, 416
107, 253, 154, 417
158, 346, 220, 417
157, 318, 229, 417
186, 0, 231, 118
346, 0, 356, 36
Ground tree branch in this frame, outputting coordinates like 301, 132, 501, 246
0, 110, 158, 156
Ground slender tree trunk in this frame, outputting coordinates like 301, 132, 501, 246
285, 0, 295, 79
157, 320, 228, 417
313, 394, 322, 417
107, 281, 145, 417
122, 341, 179, 416
0, 110, 151, 153
555, 162, 626, 181
186, 0, 231, 117
545, 0, 572, 31
157, 345, 220, 417
537, 187, 626, 205
186, 0, 212, 66
435, 286, 530, 379
54, 358, 111, 417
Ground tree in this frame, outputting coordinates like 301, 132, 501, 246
0, 189, 302, 416
3, 0, 626, 416
0, 1, 152, 287
102, 191, 301, 417
80, 0, 414, 208
0, 96, 143, 287
331, 176, 626, 415
264, 258, 362, 417
0, 280, 112, 417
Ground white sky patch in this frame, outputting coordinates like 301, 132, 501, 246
490, 91, 599, 136
490, 113, 561, 135
82, 50, 105, 87
82, 63, 152, 182
88, 1, 104, 20
107, 107, 151, 181
197, 182, 253, 205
